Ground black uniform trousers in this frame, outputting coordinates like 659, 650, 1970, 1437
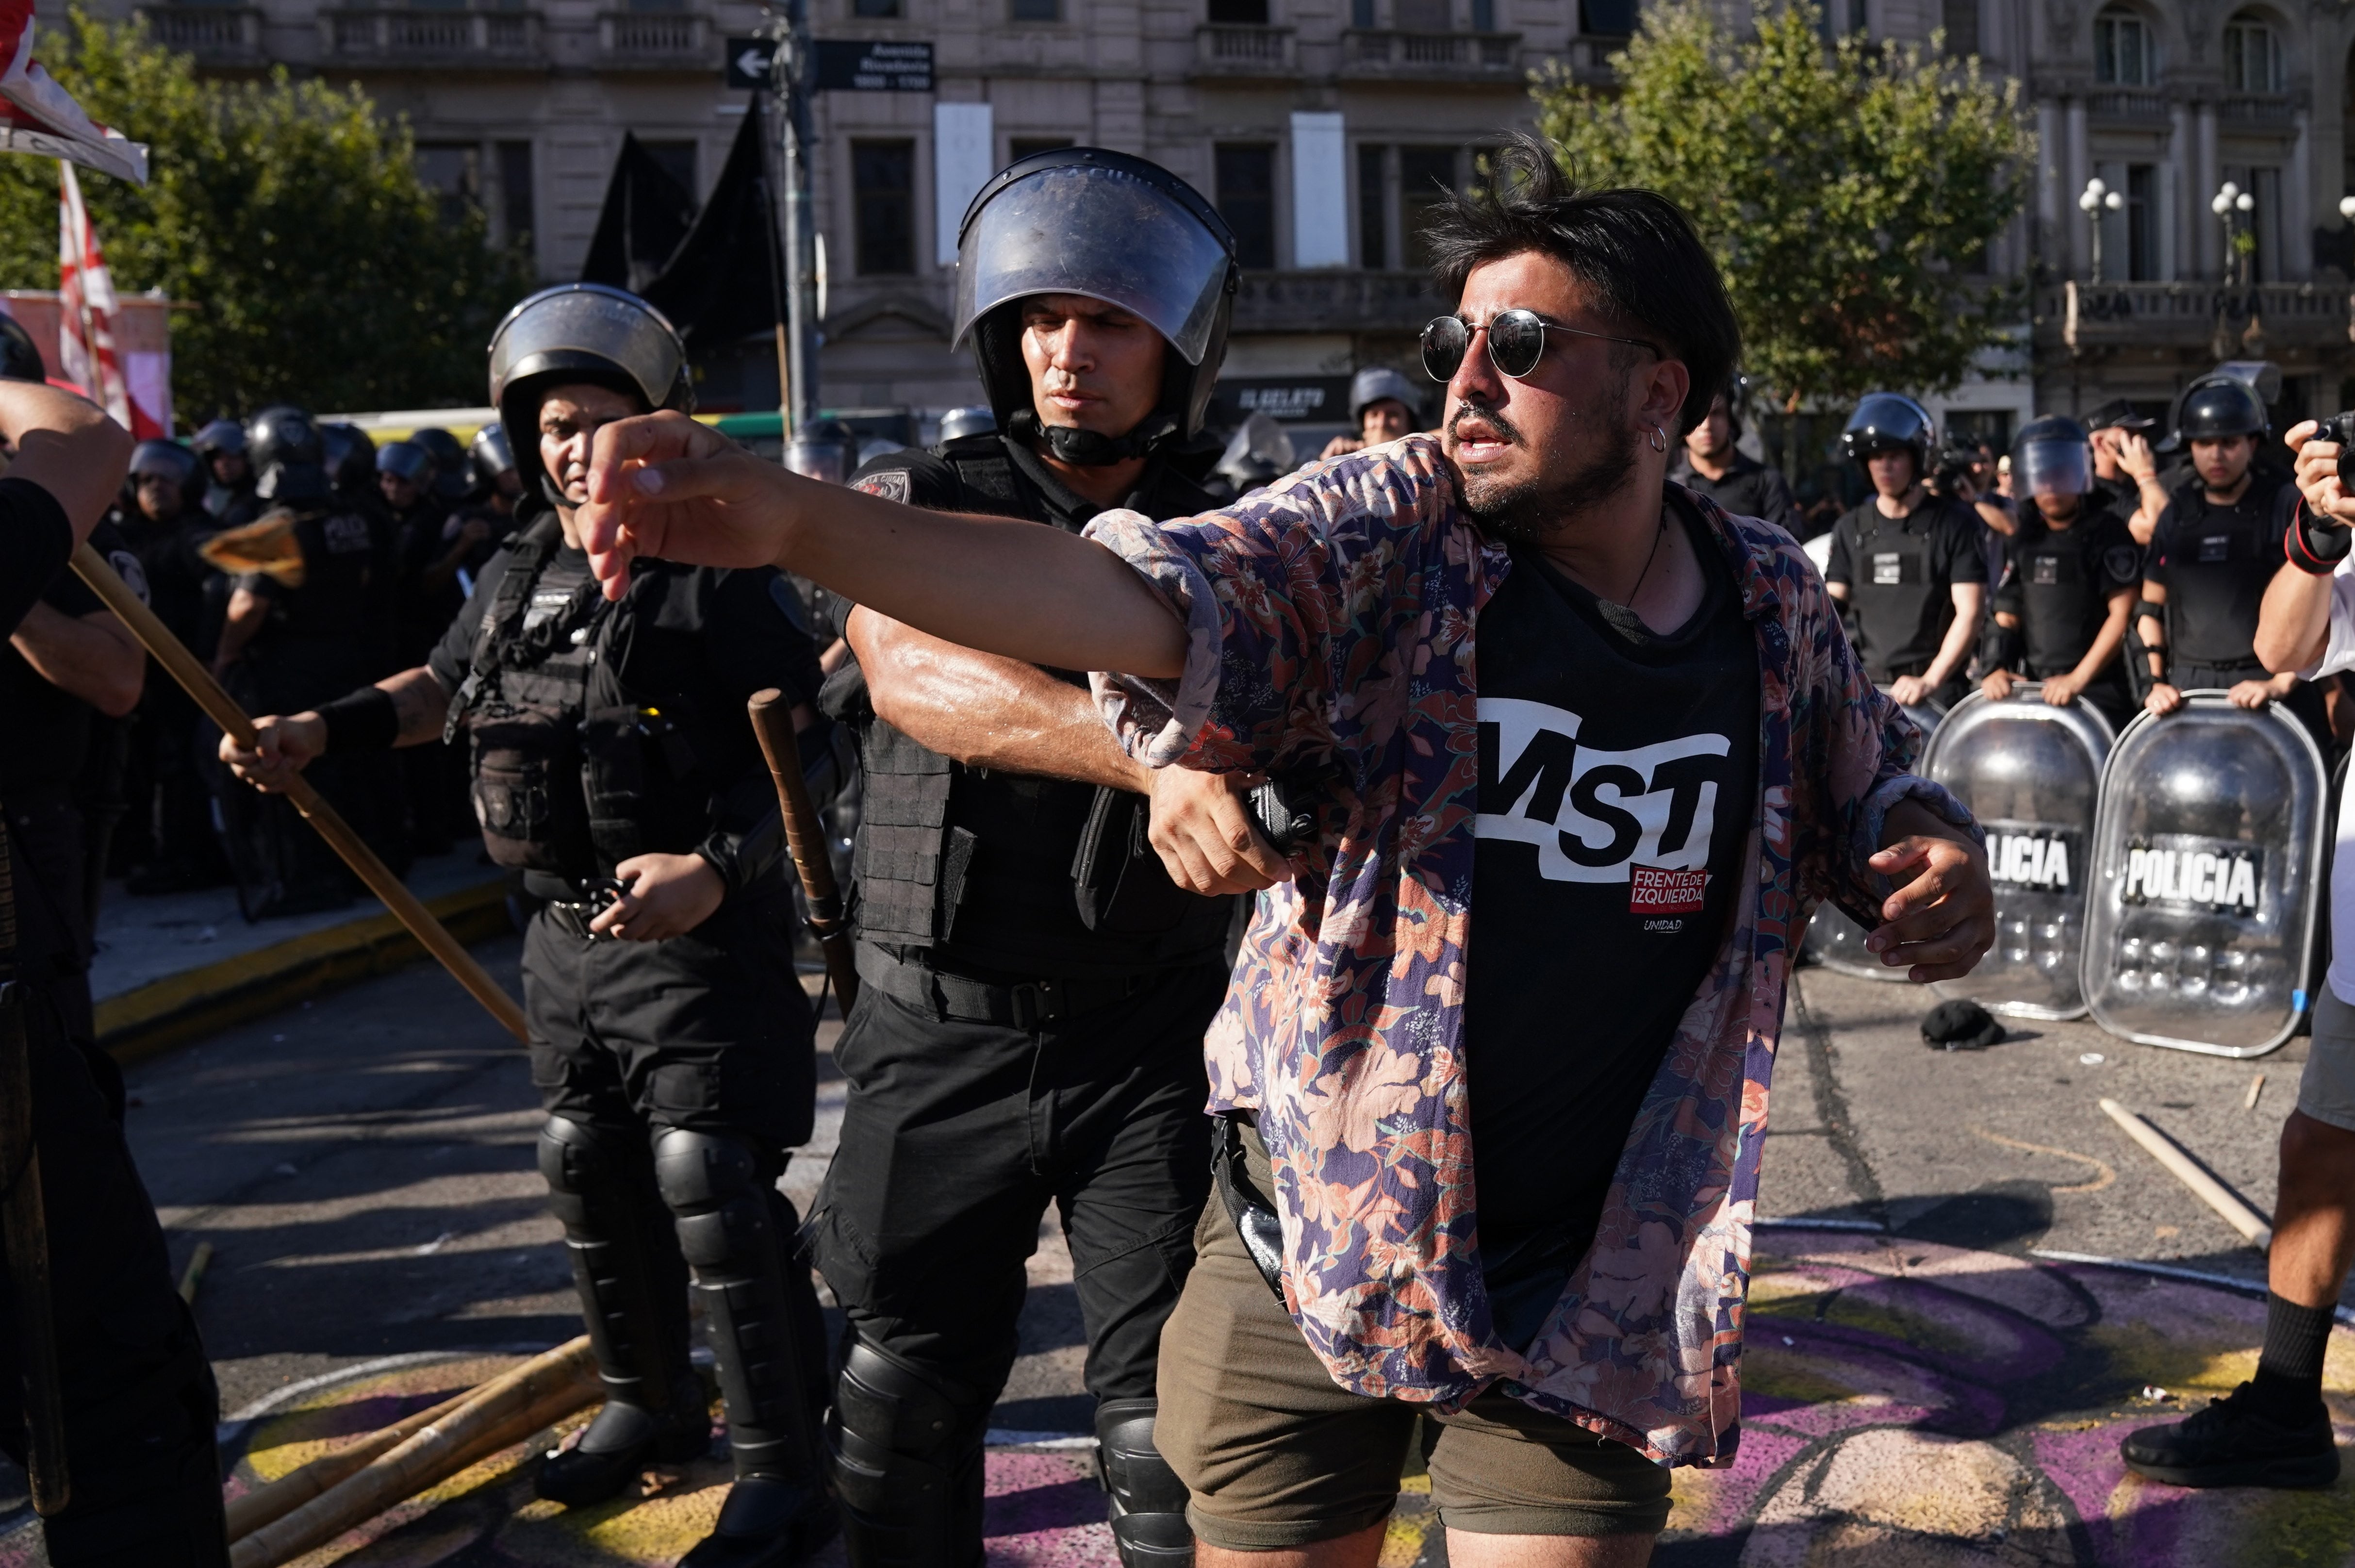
808, 954, 1222, 1408
0, 990, 227, 1566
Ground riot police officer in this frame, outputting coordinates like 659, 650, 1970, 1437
204, 406, 406, 915
816, 147, 1237, 1567
0, 377, 230, 1568
1825, 394, 1986, 708
1982, 416, 2141, 729
222, 285, 834, 1567
2135, 378, 2314, 730
1676, 384, 1800, 533
191, 417, 259, 527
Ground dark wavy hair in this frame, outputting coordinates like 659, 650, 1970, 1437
1421, 132, 1740, 436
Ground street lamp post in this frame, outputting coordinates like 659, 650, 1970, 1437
2078, 178, 2124, 283
2211, 182, 2256, 288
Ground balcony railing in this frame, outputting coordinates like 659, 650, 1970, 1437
1191, 23, 1297, 77
2039, 281, 2349, 355
2219, 93, 2294, 126
598, 11, 709, 64
1231, 270, 1448, 335
2084, 89, 2169, 122
321, 9, 543, 66
1341, 29, 1521, 78
137, 5, 265, 61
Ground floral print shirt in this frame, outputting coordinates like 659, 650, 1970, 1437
1082, 434, 1978, 1466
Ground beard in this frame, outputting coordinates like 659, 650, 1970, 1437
1449, 385, 1643, 547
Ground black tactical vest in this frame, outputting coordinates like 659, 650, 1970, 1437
448, 518, 729, 881
243, 504, 382, 710
835, 432, 1233, 977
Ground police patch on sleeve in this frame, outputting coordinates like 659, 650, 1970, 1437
854, 471, 910, 505
2103, 545, 2141, 584
108, 549, 151, 606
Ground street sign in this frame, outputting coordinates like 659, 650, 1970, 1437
724, 36, 771, 90
813, 40, 934, 92
1206, 376, 1352, 426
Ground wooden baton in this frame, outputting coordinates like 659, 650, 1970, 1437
68, 544, 527, 1042
747, 689, 858, 1015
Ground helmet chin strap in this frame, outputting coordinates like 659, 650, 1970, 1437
1013, 410, 1175, 467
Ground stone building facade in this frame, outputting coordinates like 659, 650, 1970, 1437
76, 0, 2355, 436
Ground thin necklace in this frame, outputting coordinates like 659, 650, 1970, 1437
1624, 510, 1668, 607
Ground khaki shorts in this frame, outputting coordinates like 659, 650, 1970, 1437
2297, 989, 2355, 1132
1154, 1127, 1672, 1550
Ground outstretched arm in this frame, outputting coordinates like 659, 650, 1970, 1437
579, 412, 1188, 678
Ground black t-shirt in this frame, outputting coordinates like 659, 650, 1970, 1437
1673, 455, 1798, 534
1468, 491, 1760, 1340
0, 476, 70, 637
1993, 503, 2141, 681
1825, 495, 1988, 678
2145, 478, 2297, 671
0, 522, 112, 796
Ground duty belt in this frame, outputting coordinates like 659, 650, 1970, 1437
523, 871, 625, 941
853, 943, 1154, 1030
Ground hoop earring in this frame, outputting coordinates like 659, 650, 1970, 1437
1649, 424, 1668, 453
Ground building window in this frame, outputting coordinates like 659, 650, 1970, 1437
414, 143, 481, 227
1216, 144, 1277, 268
1581, 0, 1637, 32
1010, 0, 1058, 18
497, 139, 534, 247
1351, 0, 1375, 24
1395, 0, 1448, 27
853, 0, 902, 15
2223, 12, 2280, 92
853, 139, 916, 275
641, 139, 696, 199
2093, 7, 2153, 85
1471, 0, 1496, 27
2125, 163, 2156, 279
1208, 0, 1269, 20
1007, 137, 1073, 166
1941, 0, 1977, 55
1398, 145, 1457, 270
1358, 144, 1387, 269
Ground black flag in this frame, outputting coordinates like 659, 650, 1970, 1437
641, 109, 787, 357
580, 132, 698, 294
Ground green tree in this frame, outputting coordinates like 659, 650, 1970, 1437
1533, 0, 2033, 418
0, 8, 534, 420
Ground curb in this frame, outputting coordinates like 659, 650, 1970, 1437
96, 878, 517, 1065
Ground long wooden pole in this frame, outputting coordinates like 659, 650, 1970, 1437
748, 689, 857, 1014
2100, 1097, 2275, 1247
69, 544, 527, 1041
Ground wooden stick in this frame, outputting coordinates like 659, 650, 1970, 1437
2245, 1072, 2267, 1112
224, 1380, 476, 1541
228, 1337, 599, 1567
2100, 1097, 2274, 1247
748, 688, 858, 1014
69, 544, 527, 1041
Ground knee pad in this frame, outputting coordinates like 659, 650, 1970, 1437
828, 1333, 992, 1561
650, 1126, 776, 1269
1095, 1398, 1194, 1566
537, 1114, 648, 1227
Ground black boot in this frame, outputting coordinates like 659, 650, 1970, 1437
2121, 1382, 2340, 1488
534, 1115, 712, 1508
656, 1128, 836, 1566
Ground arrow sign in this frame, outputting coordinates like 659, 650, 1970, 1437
724, 36, 771, 90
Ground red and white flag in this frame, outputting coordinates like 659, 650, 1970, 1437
59, 162, 144, 431
0, 0, 145, 185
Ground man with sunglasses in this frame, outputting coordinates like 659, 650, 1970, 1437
568, 132, 1994, 1567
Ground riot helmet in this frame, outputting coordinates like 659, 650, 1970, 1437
2012, 415, 2092, 500
954, 147, 1238, 464
488, 283, 692, 505
320, 421, 377, 494
469, 423, 517, 490
411, 426, 471, 503
1349, 366, 1422, 430
193, 418, 247, 462
1841, 393, 1936, 469
247, 405, 333, 505
376, 440, 434, 490
2175, 377, 2267, 443
937, 405, 996, 444
0, 314, 44, 382
124, 438, 204, 520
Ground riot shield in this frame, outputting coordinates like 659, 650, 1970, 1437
1803, 694, 1947, 980
1922, 686, 2113, 1018
2081, 693, 2326, 1057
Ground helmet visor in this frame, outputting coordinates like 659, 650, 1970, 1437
953, 163, 1232, 366
489, 285, 685, 412
2016, 437, 2090, 498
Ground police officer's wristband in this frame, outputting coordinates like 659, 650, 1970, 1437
317, 686, 399, 754
2286, 502, 2354, 575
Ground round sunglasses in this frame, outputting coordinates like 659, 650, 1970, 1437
1419, 309, 1660, 383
